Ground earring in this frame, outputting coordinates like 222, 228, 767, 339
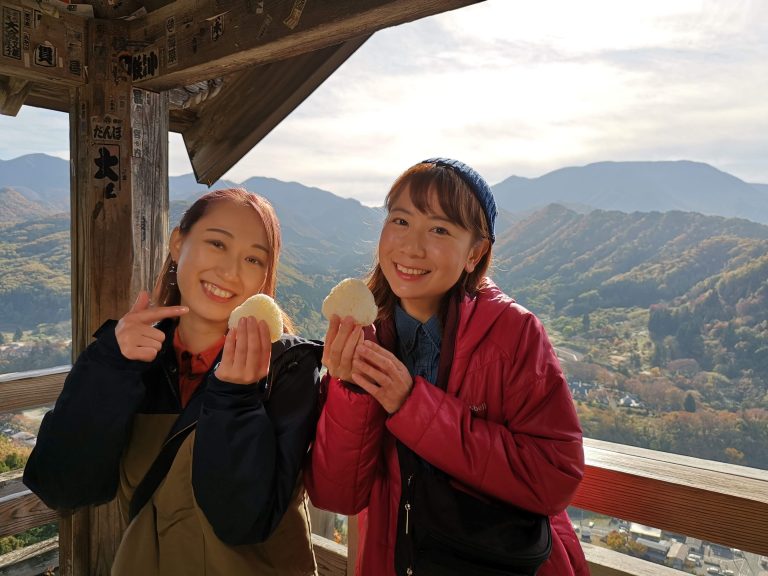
168, 261, 178, 287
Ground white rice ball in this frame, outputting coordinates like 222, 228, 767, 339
322, 278, 378, 325
228, 294, 284, 342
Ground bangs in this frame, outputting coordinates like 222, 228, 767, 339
386, 164, 488, 238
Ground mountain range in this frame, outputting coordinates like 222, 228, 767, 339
492, 160, 768, 224
2, 154, 768, 224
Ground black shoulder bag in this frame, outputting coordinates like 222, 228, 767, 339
394, 443, 551, 576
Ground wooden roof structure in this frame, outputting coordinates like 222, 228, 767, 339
0, 1, 482, 574
1, 0, 482, 184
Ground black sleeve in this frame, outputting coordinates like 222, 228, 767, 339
192, 346, 321, 545
23, 322, 148, 511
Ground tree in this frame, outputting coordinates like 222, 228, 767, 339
684, 393, 696, 413
0, 332, 4, 345
13, 327, 23, 342
4, 452, 25, 471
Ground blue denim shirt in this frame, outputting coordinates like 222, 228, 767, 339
394, 305, 441, 386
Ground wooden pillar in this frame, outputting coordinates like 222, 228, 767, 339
64, 18, 169, 576
346, 515, 359, 575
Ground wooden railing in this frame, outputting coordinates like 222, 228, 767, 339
2, 367, 768, 575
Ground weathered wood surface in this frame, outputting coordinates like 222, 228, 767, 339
0, 367, 68, 413
0, 536, 58, 576
307, 502, 336, 541
0, 485, 57, 539
130, 0, 483, 91
313, 534, 347, 576
582, 543, 684, 576
346, 515, 358, 576
183, 36, 368, 185
0, 76, 29, 115
0, 0, 86, 89
575, 437, 768, 556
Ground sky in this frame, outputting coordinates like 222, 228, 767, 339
1, 0, 767, 206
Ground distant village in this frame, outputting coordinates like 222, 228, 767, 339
572, 516, 768, 575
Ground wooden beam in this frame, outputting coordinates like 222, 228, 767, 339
0, 366, 68, 412
0, 76, 30, 115
184, 36, 367, 185
22, 83, 70, 114
0, 536, 59, 576
130, 0, 483, 91
574, 438, 768, 556
346, 515, 358, 576
313, 534, 347, 576
582, 544, 684, 576
0, 0, 86, 87
0, 473, 58, 539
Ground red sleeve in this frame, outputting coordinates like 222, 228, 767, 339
305, 375, 388, 515
386, 312, 584, 516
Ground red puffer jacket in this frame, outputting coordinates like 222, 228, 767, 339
306, 281, 589, 576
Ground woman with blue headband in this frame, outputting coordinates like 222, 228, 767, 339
306, 159, 588, 575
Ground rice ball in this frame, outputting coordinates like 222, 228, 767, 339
228, 294, 284, 342
322, 278, 378, 325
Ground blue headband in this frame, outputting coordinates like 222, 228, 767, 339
422, 157, 497, 243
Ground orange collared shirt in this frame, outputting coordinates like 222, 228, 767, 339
173, 330, 226, 407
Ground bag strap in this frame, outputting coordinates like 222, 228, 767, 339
128, 390, 204, 521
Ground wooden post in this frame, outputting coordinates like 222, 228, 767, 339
307, 502, 337, 541
346, 515, 358, 575
64, 18, 169, 576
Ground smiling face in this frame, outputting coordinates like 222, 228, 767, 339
170, 200, 270, 332
378, 186, 488, 322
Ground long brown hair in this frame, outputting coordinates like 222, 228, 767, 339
152, 187, 295, 333
366, 162, 493, 324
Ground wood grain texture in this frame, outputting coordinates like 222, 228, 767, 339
308, 502, 337, 541
582, 543, 685, 576
0, 77, 30, 116
314, 535, 347, 576
0, 489, 57, 539
130, 0, 483, 91
0, 0, 85, 86
183, 37, 368, 185
0, 367, 67, 413
0, 536, 58, 576
575, 438, 768, 556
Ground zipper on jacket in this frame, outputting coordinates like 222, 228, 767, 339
404, 502, 411, 535
405, 473, 414, 573
404, 473, 413, 535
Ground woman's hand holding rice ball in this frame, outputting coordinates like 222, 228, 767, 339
322, 279, 412, 413
216, 294, 283, 385
321, 279, 376, 381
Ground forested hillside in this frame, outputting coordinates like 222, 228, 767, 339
491, 205, 768, 403
1, 163, 767, 469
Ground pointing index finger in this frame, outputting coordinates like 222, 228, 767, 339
134, 305, 189, 324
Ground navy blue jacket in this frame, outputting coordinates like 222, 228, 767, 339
24, 319, 323, 545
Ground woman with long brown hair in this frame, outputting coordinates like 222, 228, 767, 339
25, 188, 322, 575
